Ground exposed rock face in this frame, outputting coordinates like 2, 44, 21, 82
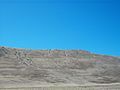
0, 47, 9, 57
0, 46, 120, 86
0, 46, 91, 57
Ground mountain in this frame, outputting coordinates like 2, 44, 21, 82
0, 46, 120, 87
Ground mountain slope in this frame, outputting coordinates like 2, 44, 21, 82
0, 46, 120, 87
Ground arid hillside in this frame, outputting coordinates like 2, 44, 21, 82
0, 46, 120, 87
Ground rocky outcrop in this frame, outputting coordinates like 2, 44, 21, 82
0, 47, 91, 58
0, 47, 9, 57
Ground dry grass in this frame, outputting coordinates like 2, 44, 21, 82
0, 84, 120, 90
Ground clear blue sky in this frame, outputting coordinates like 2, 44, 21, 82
0, 0, 120, 56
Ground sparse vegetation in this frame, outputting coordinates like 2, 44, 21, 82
0, 46, 120, 89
